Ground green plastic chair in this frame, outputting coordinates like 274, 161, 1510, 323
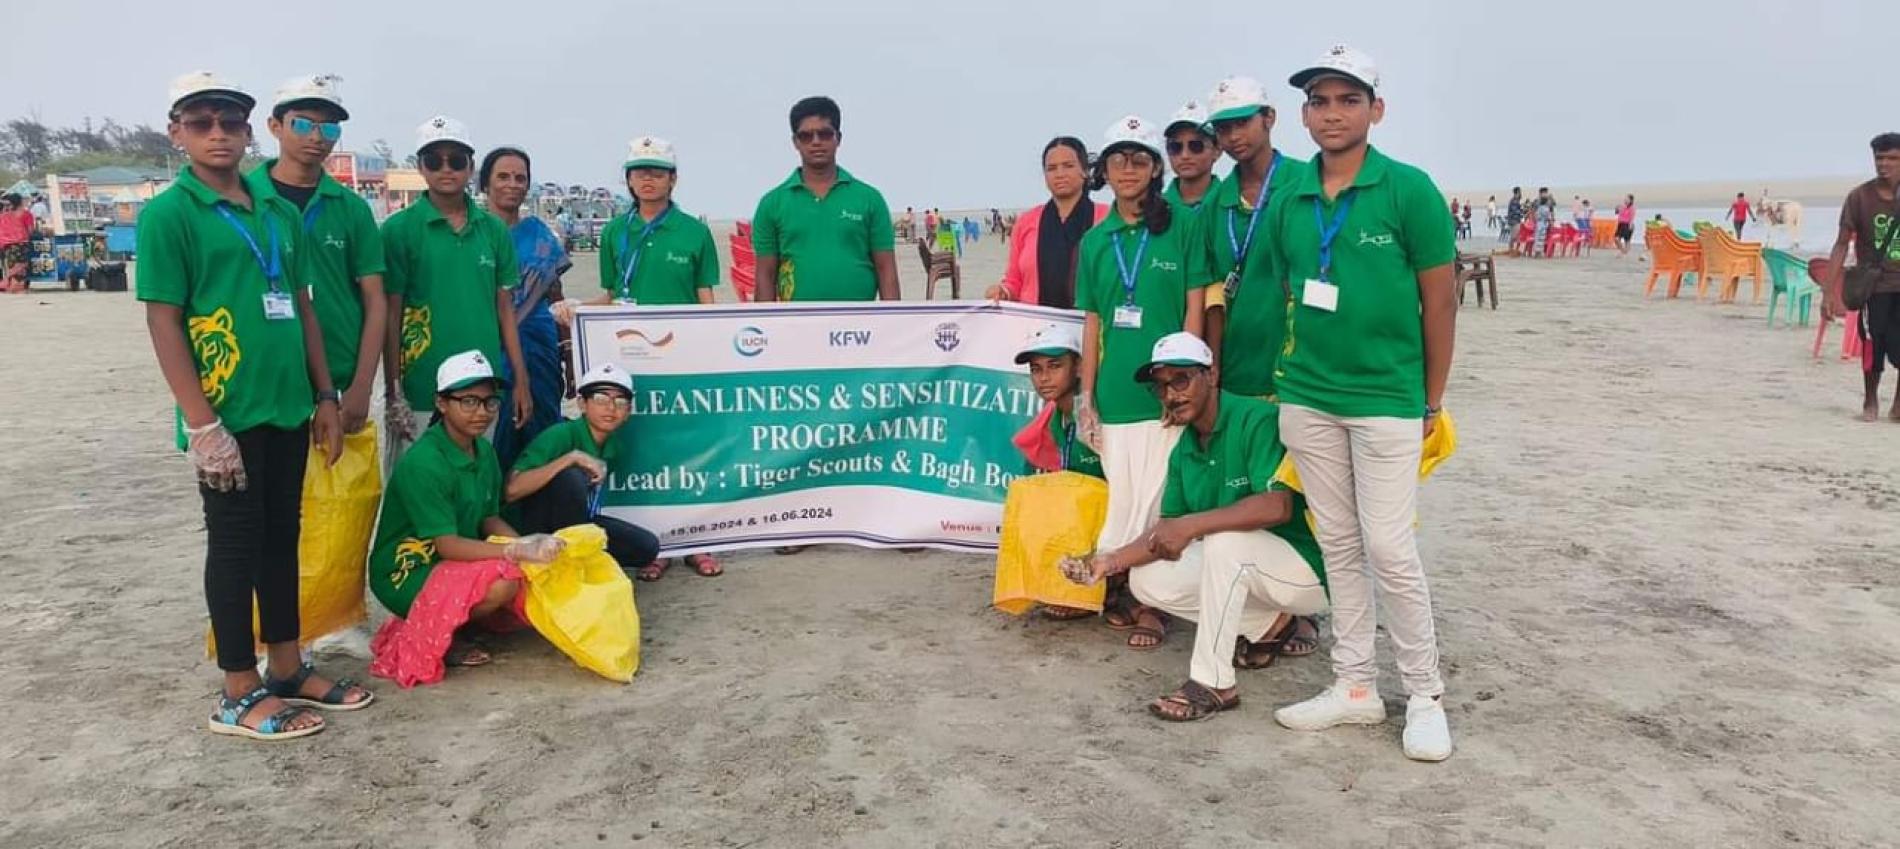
1763, 248, 1817, 327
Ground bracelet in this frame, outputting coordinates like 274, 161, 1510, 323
316, 389, 342, 404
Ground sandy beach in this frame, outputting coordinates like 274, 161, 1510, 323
2, 226, 1898, 849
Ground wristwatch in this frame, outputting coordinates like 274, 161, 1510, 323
1423, 403, 1441, 418
316, 389, 342, 404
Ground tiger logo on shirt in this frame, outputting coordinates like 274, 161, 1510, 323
390, 537, 436, 589
776, 259, 796, 301
400, 304, 432, 370
187, 307, 240, 407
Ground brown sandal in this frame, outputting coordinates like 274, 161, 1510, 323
1236, 615, 1319, 669
1148, 680, 1238, 722
1126, 607, 1168, 650
1041, 604, 1095, 621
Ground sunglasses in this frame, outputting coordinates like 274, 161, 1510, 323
444, 394, 501, 413
794, 128, 838, 144
178, 116, 250, 135
421, 150, 471, 172
1147, 370, 1204, 396
288, 116, 342, 142
1166, 139, 1210, 155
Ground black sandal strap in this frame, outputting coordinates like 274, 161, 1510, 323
264, 661, 316, 698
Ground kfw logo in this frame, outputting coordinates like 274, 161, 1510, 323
829, 329, 872, 347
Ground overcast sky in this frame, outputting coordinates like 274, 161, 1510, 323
8, 0, 1892, 216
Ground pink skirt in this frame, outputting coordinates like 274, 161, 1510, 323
369, 558, 529, 688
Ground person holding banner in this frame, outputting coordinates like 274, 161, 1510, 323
1075, 115, 1207, 649
1081, 333, 1325, 721
368, 350, 567, 686
381, 116, 531, 460
749, 96, 900, 303
506, 362, 682, 579
986, 137, 1105, 309
1199, 75, 1304, 397
480, 145, 566, 467
139, 72, 360, 740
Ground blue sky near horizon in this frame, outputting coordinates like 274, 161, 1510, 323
6, 0, 1890, 216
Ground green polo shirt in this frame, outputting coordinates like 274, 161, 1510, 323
369, 423, 504, 618
136, 165, 315, 437
1160, 393, 1323, 581
1163, 178, 1217, 213
749, 167, 895, 301
1075, 201, 1209, 424
512, 416, 621, 474
1049, 408, 1104, 479
245, 160, 386, 389
381, 195, 518, 408
1270, 146, 1455, 419
1204, 151, 1304, 397
597, 203, 720, 305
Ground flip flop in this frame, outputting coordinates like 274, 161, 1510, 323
636, 559, 672, 582
1147, 680, 1238, 722
1040, 605, 1096, 621
446, 643, 492, 668
687, 553, 723, 577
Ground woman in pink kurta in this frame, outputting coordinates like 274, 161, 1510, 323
988, 137, 1108, 308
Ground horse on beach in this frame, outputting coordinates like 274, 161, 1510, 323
1755, 191, 1805, 249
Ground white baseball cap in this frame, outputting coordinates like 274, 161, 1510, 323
1102, 115, 1165, 162
1289, 44, 1382, 93
436, 350, 509, 393
623, 136, 677, 171
577, 362, 634, 395
1207, 76, 1271, 123
272, 74, 348, 120
1165, 99, 1211, 136
1014, 323, 1083, 364
1134, 332, 1214, 382
168, 71, 253, 114
415, 115, 473, 156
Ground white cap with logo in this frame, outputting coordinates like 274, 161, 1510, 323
436, 350, 509, 393
577, 362, 635, 395
1014, 322, 1084, 364
1289, 44, 1382, 93
415, 115, 474, 156
272, 74, 348, 120
1102, 114, 1165, 163
1134, 332, 1214, 382
1165, 99, 1211, 135
623, 136, 677, 171
1207, 76, 1272, 123
169, 71, 254, 114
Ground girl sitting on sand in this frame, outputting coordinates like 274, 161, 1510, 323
367, 350, 567, 687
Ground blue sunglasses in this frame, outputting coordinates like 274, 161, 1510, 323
289, 116, 342, 142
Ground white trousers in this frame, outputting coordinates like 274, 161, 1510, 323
1094, 421, 1183, 552
1279, 403, 1443, 697
1129, 531, 1328, 690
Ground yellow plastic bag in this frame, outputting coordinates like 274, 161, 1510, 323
993, 471, 1110, 615
207, 425, 381, 656
518, 524, 640, 683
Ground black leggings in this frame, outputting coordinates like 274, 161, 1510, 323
203, 425, 309, 672
516, 467, 661, 570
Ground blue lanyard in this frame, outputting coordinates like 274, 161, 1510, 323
301, 197, 324, 233
616, 206, 672, 300
1312, 192, 1355, 283
213, 205, 283, 290
1110, 229, 1149, 305
1058, 413, 1075, 470
1225, 152, 1281, 268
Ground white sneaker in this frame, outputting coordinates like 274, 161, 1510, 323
1402, 694, 1454, 762
1274, 681, 1387, 731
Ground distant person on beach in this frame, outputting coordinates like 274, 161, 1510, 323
1201, 75, 1302, 400
1503, 187, 1524, 242
987, 136, 1104, 308
751, 95, 897, 304
1729, 192, 1754, 239
1163, 99, 1218, 212
1268, 45, 1457, 762
1822, 132, 1900, 422
1615, 194, 1636, 256
898, 206, 914, 240
1075, 114, 1207, 650
0, 194, 31, 292
1569, 195, 1584, 229
139, 72, 365, 740
1577, 198, 1593, 231
1533, 187, 1555, 256
1081, 333, 1325, 721
28, 193, 48, 226
1486, 195, 1497, 229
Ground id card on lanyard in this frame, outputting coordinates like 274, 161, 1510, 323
614, 205, 672, 304
1304, 192, 1353, 313
215, 205, 293, 320
1110, 229, 1149, 329
1224, 153, 1280, 303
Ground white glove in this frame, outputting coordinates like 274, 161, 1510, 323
504, 533, 566, 564
567, 450, 607, 483
551, 298, 584, 327
1074, 391, 1104, 454
384, 397, 419, 441
185, 419, 247, 492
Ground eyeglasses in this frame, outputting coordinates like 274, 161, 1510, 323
178, 116, 250, 135
444, 394, 502, 413
288, 116, 342, 142
794, 128, 838, 144
421, 150, 471, 172
1147, 370, 1204, 396
1105, 151, 1156, 171
584, 392, 633, 411
1166, 139, 1209, 155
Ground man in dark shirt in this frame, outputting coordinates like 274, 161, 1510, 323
1824, 132, 1900, 422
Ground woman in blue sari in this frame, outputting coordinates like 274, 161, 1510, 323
479, 146, 567, 469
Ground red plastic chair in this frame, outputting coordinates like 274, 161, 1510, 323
729, 220, 755, 302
